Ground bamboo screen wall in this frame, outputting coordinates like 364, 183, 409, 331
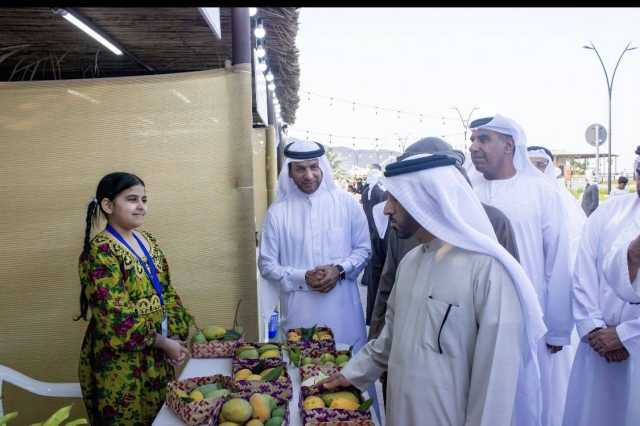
0, 69, 259, 422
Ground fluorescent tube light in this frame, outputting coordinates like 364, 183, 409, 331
57, 9, 123, 55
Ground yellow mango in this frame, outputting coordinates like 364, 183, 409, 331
234, 369, 253, 380
330, 398, 359, 411
250, 393, 271, 422
189, 389, 204, 401
246, 420, 264, 426
259, 349, 280, 359
303, 396, 325, 410
246, 374, 263, 381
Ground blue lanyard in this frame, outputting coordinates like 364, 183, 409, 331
106, 224, 164, 305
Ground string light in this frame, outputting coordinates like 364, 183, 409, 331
268, 82, 276, 91
265, 72, 274, 82
256, 44, 266, 59
249, 7, 257, 17
254, 20, 266, 39
258, 60, 267, 72
300, 90, 458, 121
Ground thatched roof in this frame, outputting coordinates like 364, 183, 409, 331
0, 7, 301, 124
257, 7, 300, 124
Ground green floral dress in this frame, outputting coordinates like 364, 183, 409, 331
78, 230, 193, 425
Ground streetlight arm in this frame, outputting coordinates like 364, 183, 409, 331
610, 42, 633, 94
589, 42, 612, 94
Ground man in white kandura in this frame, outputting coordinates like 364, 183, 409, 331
562, 147, 640, 426
466, 115, 573, 426
258, 138, 370, 350
322, 154, 546, 426
526, 145, 585, 426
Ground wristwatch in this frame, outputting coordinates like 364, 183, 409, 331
334, 264, 346, 281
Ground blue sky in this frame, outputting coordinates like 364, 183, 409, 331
289, 7, 640, 173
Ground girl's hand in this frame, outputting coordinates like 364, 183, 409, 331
156, 335, 191, 367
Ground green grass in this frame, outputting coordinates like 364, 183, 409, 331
569, 183, 636, 201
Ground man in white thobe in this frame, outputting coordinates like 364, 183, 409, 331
562, 154, 640, 426
527, 145, 585, 426
322, 154, 546, 426
466, 115, 574, 426
258, 139, 370, 350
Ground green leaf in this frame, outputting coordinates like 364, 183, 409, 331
261, 366, 284, 381
358, 398, 373, 411
0, 412, 18, 425
65, 420, 89, 426
223, 329, 242, 341
300, 324, 317, 341
42, 405, 71, 426
288, 346, 301, 367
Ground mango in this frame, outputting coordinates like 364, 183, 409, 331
246, 374, 263, 381
287, 331, 301, 342
259, 349, 280, 359
265, 417, 283, 426
258, 344, 279, 354
192, 331, 206, 344
302, 356, 313, 366
234, 368, 253, 380
335, 354, 350, 365
238, 349, 260, 359
218, 423, 238, 426
175, 389, 191, 402
221, 398, 252, 423
330, 398, 359, 411
250, 393, 272, 421
202, 325, 226, 340
271, 407, 285, 418
321, 391, 359, 407
320, 353, 335, 364
204, 389, 230, 400
247, 420, 264, 426
236, 344, 256, 353
320, 334, 333, 341
189, 389, 204, 401
303, 396, 325, 410
197, 383, 221, 395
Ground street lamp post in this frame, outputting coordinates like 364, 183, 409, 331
583, 41, 637, 193
452, 106, 479, 151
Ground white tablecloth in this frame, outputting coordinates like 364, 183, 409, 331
153, 347, 380, 426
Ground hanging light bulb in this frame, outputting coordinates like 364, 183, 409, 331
265, 72, 274, 82
254, 20, 266, 39
256, 44, 266, 59
258, 60, 267, 72
273, 98, 279, 105
249, 7, 257, 16
268, 82, 276, 91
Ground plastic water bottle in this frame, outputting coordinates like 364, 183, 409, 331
268, 309, 279, 341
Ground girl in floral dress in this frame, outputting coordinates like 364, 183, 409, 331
76, 172, 194, 425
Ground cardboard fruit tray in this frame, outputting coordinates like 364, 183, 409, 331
299, 384, 373, 426
287, 327, 336, 357
166, 374, 236, 426
233, 342, 285, 370
191, 338, 244, 358
232, 362, 293, 402
299, 364, 341, 388
207, 392, 290, 426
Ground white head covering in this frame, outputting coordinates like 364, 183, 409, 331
527, 148, 558, 179
372, 201, 388, 239
276, 138, 337, 200
383, 153, 545, 424
365, 169, 384, 201
465, 114, 542, 184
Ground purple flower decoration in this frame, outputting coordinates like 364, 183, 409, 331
95, 286, 109, 301
102, 405, 117, 417
99, 347, 115, 363
113, 316, 135, 337
91, 266, 108, 280
98, 243, 110, 253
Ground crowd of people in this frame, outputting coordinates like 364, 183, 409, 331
257, 114, 640, 426
75, 113, 639, 425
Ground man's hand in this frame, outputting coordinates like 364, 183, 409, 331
604, 347, 630, 363
546, 344, 563, 354
305, 268, 325, 288
317, 372, 352, 390
313, 265, 340, 293
588, 326, 625, 356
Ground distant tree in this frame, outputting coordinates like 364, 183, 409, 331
326, 147, 347, 181
569, 158, 586, 175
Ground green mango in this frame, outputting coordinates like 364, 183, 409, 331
265, 416, 284, 426
203, 325, 226, 341
258, 343, 279, 354
320, 353, 335, 364
271, 407, 285, 418
302, 356, 313, 366
223, 329, 242, 341
238, 348, 259, 359
335, 354, 350, 365
204, 389, 230, 400
192, 331, 206, 344
197, 383, 221, 395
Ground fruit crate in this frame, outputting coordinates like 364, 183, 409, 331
299, 384, 374, 426
166, 374, 237, 426
298, 348, 352, 368
286, 326, 336, 358
191, 338, 244, 359
232, 362, 293, 402
233, 342, 285, 370
299, 364, 341, 389
207, 392, 290, 426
